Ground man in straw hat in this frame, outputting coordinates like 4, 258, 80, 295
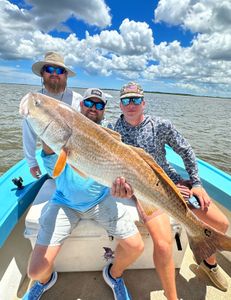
22, 51, 83, 178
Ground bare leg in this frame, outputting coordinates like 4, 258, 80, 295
27, 244, 61, 284
145, 213, 178, 300
110, 232, 144, 278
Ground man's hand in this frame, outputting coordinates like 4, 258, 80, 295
30, 166, 41, 178
176, 180, 211, 211
176, 182, 192, 199
111, 177, 134, 198
191, 186, 211, 210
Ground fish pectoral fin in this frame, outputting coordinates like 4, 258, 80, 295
70, 164, 88, 178
102, 127, 122, 141
53, 148, 68, 177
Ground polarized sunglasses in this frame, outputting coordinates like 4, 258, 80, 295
83, 99, 106, 110
121, 97, 143, 106
43, 65, 66, 75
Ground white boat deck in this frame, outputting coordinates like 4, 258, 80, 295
16, 201, 231, 300
0, 184, 231, 300
17, 244, 231, 300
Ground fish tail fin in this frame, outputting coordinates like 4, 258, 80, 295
187, 225, 231, 264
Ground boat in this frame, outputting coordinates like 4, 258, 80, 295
0, 148, 230, 300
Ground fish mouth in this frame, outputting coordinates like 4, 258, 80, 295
19, 93, 31, 116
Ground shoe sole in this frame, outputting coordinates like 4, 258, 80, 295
103, 266, 118, 300
44, 271, 58, 292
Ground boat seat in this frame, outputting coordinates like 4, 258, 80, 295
24, 178, 188, 271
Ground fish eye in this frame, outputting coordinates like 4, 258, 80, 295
34, 98, 41, 107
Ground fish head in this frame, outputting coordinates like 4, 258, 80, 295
19, 92, 73, 153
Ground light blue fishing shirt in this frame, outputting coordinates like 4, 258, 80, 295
42, 151, 109, 212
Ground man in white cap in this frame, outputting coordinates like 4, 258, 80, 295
80, 88, 108, 124
22, 88, 143, 300
22, 51, 83, 178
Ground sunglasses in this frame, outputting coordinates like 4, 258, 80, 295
43, 65, 66, 75
83, 99, 106, 111
121, 97, 143, 106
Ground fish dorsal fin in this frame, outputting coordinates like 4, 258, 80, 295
102, 127, 122, 141
129, 145, 187, 209
70, 164, 88, 178
53, 148, 68, 177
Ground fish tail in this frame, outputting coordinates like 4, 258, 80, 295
187, 225, 231, 265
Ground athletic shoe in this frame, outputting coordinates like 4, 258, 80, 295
200, 261, 228, 291
22, 271, 58, 299
103, 263, 132, 300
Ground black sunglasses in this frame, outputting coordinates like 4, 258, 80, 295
83, 99, 106, 110
121, 97, 143, 106
43, 65, 66, 75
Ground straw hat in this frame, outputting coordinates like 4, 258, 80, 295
32, 51, 76, 77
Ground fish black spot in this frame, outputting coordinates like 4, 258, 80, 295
204, 229, 212, 237
156, 180, 159, 186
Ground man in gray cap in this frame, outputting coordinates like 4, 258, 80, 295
80, 88, 107, 124
22, 51, 83, 178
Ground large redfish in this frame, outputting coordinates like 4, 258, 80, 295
20, 92, 231, 263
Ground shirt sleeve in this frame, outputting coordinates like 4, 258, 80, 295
22, 118, 38, 168
165, 121, 202, 186
71, 91, 83, 111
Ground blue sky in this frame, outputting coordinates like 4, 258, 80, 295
1, 0, 231, 97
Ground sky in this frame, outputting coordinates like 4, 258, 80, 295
1, 0, 231, 97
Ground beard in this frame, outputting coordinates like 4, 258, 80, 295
85, 111, 103, 124
43, 76, 67, 93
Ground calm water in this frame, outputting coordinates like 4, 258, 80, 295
0, 83, 230, 176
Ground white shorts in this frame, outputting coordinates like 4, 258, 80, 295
37, 194, 139, 246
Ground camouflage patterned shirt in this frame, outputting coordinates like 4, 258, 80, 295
113, 114, 202, 186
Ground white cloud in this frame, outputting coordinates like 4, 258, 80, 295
155, 0, 231, 34
25, 0, 111, 31
1, 0, 231, 97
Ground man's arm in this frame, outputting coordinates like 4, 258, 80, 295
166, 123, 211, 209
22, 119, 41, 178
166, 121, 202, 186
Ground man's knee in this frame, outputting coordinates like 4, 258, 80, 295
154, 238, 173, 258
121, 233, 144, 254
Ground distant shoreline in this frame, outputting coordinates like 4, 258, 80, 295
1, 82, 230, 100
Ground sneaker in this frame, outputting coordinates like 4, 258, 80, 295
103, 263, 132, 300
22, 271, 58, 299
200, 261, 228, 292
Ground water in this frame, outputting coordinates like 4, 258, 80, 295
0, 83, 230, 176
